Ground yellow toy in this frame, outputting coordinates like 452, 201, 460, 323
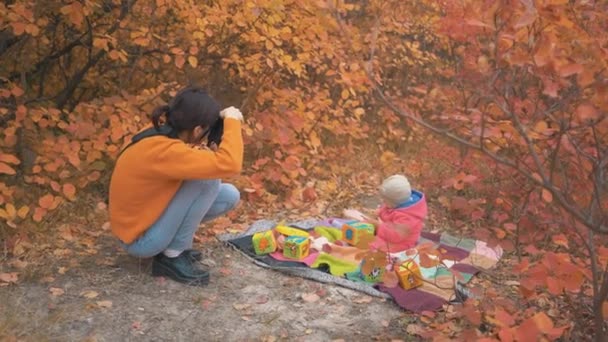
397, 259, 423, 290
252, 230, 278, 255
283, 236, 310, 260
341, 221, 375, 246
275, 225, 310, 238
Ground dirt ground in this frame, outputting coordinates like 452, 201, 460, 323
0, 231, 420, 342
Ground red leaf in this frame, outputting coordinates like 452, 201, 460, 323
558, 63, 583, 77
546, 277, 562, 295
576, 104, 600, 122
551, 234, 568, 248
515, 316, 540, 341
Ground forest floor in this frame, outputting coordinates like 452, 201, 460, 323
0, 193, 428, 342
1, 138, 516, 342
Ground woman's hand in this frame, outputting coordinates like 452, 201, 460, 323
220, 106, 243, 121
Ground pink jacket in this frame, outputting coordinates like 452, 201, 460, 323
374, 190, 428, 252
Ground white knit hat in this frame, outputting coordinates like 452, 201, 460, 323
379, 174, 412, 206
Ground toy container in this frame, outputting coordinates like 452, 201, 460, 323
341, 221, 375, 246
252, 230, 277, 255
283, 236, 310, 260
397, 259, 423, 290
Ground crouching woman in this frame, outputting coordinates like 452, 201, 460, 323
108, 87, 244, 286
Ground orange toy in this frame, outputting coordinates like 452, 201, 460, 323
396, 259, 423, 290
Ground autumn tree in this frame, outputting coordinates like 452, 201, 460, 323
349, 0, 607, 339
1, 0, 389, 229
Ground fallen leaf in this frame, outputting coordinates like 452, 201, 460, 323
301, 293, 320, 303
96, 300, 113, 308
406, 324, 426, 336
241, 316, 251, 321
233, 303, 251, 310
0, 272, 19, 284
381, 320, 390, 327
131, 321, 142, 330
9, 259, 28, 269
58, 267, 68, 275
81, 290, 99, 299
49, 287, 65, 296
256, 295, 269, 304
305, 329, 313, 335
40, 276, 55, 283
352, 296, 373, 304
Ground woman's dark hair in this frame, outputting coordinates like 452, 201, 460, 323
151, 87, 221, 134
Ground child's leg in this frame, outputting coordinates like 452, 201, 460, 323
166, 182, 240, 251
125, 179, 221, 258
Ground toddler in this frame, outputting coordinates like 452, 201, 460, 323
346, 174, 428, 253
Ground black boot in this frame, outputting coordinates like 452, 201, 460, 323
152, 253, 209, 286
183, 249, 202, 262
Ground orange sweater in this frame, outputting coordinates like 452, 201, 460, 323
109, 118, 243, 244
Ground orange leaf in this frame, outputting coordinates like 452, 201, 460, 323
532, 312, 554, 334
0, 272, 19, 284
541, 189, 552, 203
62, 183, 76, 200
0, 162, 16, 175
5, 203, 16, 219
175, 55, 185, 69
39, 194, 54, 209
33, 207, 46, 222
0, 154, 20, 165
551, 234, 568, 248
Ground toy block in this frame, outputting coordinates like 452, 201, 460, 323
283, 236, 310, 260
275, 225, 310, 238
397, 259, 423, 290
252, 230, 277, 255
341, 221, 375, 246
359, 259, 385, 283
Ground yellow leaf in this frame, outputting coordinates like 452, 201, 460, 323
309, 131, 321, 148
5, 203, 16, 219
188, 56, 198, 68
341, 89, 349, 100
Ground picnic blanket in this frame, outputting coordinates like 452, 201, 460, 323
217, 219, 503, 313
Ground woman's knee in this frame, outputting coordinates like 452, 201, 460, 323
219, 183, 240, 210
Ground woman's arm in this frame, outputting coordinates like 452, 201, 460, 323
147, 118, 244, 179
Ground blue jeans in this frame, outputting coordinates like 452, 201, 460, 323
124, 180, 240, 258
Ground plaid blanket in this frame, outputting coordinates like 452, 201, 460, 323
218, 219, 503, 312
